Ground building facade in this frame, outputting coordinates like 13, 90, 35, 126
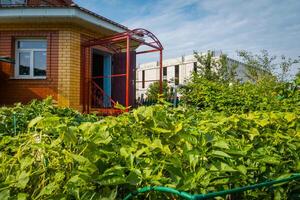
0, 0, 163, 114
136, 52, 248, 99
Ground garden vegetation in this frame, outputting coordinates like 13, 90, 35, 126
0, 50, 299, 199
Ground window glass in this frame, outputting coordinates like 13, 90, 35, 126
0, 0, 26, 4
0, 0, 12, 4
175, 65, 179, 85
19, 52, 30, 76
34, 51, 47, 76
163, 67, 167, 81
142, 70, 145, 88
193, 62, 197, 72
18, 40, 47, 49
15, 39, 47, 78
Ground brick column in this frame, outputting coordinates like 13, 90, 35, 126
58, 30, 82, 111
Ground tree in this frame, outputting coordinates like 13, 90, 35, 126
279, 55, 300, 82
146, 81, 172, 101
237, 50, 299, 82
194, 50, 237, 82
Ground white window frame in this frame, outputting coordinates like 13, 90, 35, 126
15, 39, 47, 79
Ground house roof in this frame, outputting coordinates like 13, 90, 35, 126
0, 1, 129, 32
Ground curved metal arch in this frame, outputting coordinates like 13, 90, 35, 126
83, 28, 163, 51
128, 28, 164, 50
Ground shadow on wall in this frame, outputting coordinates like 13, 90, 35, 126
0, 62, 57, 106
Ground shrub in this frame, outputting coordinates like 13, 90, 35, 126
180, 76, 299, 114
0, 102, 299, 199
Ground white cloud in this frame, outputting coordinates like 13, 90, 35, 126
75, 0, 300, 74
120, 0, 300, 70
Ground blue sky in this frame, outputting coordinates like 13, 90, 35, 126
74, 0, 300, 72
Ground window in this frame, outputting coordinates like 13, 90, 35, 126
142, 70, 145, 88
175, 65, 179, 85
0, 0, 26, 5
193, 62, 198, 73
15, 39, 47, 79
163, 67, 167, 81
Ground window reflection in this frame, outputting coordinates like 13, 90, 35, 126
19, 52, 30, 76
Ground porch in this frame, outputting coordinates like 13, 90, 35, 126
82, 29, 164, 115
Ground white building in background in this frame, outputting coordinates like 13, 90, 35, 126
136, 51, 248, 99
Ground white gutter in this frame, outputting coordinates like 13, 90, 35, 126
0, 7, 127, 33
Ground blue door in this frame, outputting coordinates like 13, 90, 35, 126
103, 54, 112, 107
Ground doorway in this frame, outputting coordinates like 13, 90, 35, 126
91, 49, 112, 108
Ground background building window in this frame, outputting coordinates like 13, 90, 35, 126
163, 67, 167, 81
175, 65, 179, 85
193, 62, 198, 73
0, 0, 26, 5
15, 39, 47, 79
142, 70, 145, 88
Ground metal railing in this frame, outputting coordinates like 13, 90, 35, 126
91, 81, 116, 108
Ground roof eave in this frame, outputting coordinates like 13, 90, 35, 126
0, 7, 128, 33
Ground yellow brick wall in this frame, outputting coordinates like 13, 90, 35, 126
58, 30, 82, 111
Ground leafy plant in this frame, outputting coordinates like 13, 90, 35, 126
237, 50, 300, 82
0, 99, 299, 199
193, 51, 238, 82
146, 81, 173, 101
0, 97, 98, 136
180, 75, 299, 114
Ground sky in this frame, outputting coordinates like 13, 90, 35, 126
74, 0, 300, 73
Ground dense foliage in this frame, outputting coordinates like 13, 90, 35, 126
0, 99, 299, 199
0, 99, 98, 136
145, 81, 173, 101
180, 75, 299, 114
0, 49, 299, 199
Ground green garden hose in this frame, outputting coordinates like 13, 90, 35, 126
123, 173, 300, 200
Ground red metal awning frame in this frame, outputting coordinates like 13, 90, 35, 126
82, 28, 164, 113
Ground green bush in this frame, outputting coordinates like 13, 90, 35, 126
0, 101, 299, 199
0, 98, 98, 136
180, 76, 299, 114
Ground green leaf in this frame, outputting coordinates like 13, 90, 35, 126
17, 193, 28, 200
257, 119, 269, 127
98, 176, 126, 186
237, 165, 247, 175
211, 150, 232, 158
0, 190, 10, 200
19, 156, 34, 170
37, 182, 59, 197
284, 113, 296, 122
174, 123, 183, 133
16, 171, 30, 189
220, 162, 236, 172
63, 150, 90, 164
213, 140, 229, 149
179, 132, 198, 145
63, 128, 78, 145
126, 170, 142, 185
249, 128, 259, 141
258, 156, 281, 165
151, 127, 172, 133
120, 147, 130, 158
28, 116, 43, 128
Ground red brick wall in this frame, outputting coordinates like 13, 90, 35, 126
0, 31, 59, 105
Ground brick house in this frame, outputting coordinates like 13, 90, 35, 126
0, 0, 163, 114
